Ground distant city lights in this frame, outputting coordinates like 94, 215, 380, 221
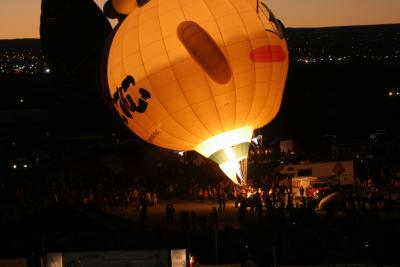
10, 159, 30, 170
388, 90, 400, 97
1, 31, 399, 76
0, 49, 46, 75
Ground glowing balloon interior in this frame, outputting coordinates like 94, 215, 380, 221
103, 0, 289, 185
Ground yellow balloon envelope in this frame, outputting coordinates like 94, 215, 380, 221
103, 0, 289, 185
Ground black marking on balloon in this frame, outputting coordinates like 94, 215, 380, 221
112, 75, 151, 123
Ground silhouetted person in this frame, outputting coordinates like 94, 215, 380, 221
299, 186, 305, 197
191, 211, 198, 230
211, 207, 218, 228
287, 192, 293, 209
180, 211, 185, 230
166, 202, 175, 224
238, 200, 247, 225
178, 211, 190, 230
217, 191, 223, 211
254, 192, 263, 219
199, 214, 208, 230
140, 194, 147, 223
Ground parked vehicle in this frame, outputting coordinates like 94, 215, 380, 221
291, 177, 336, 204
280, 161, 355, 186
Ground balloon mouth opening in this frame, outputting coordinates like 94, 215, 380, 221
195, 126, 253, 185
216, 146, 249, 185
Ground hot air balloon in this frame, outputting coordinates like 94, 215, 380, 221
102, 0, 289, 185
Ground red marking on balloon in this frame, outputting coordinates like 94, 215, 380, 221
250, 45, 286, 62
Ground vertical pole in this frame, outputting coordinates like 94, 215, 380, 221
42, 236, 46, 267
272, 247, 276, 267
215, 229, 218, 264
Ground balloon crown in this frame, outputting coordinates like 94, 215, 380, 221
104, 0, 286, 39
103, 0, 150, 19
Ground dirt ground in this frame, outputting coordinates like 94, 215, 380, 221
106, 199, 240, 230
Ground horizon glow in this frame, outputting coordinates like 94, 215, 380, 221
0, 0, 399, 39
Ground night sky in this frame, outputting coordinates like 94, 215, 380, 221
1, 0, 400, 39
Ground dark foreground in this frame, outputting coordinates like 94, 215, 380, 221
0, 199, 399, 266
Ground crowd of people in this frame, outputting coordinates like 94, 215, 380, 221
1, 154, 399, 265
0, 147, 400, 226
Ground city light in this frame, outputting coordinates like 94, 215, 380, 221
1, 40, 398, 73
388, 90, 400, 97
0, 50, 45, 75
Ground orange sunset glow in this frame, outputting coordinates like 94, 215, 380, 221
0, 0, 400, 39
